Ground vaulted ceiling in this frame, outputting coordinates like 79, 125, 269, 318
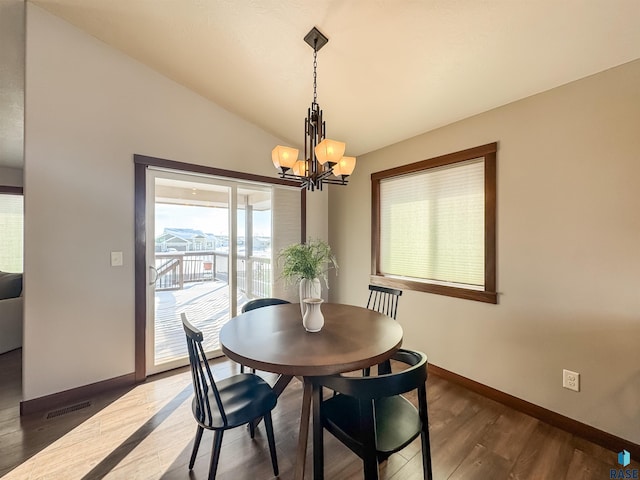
16, 1, 640, 162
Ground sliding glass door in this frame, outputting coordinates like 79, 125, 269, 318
145, 168, 297, 375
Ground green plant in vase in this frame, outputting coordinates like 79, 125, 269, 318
278, 238, 338, 316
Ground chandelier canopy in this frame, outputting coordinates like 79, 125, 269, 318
272, 27, 356, 191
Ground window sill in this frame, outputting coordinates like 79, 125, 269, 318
370, 275, 498, 304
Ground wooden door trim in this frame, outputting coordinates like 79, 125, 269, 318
134, 154, 306, 381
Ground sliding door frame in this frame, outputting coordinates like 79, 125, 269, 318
134, 154, 305, 381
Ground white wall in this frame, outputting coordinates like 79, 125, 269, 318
305, 188, 328, 244
329, 59, 640, 443
23, 5, 326, 401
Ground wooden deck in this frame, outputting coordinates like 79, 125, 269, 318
154, 280, 250, 365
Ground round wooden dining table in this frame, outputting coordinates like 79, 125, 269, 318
220, 302, 403, 480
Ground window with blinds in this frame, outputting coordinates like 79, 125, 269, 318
372, 143, 497, 303
0, 193, 24, 273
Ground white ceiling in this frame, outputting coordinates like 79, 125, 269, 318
18, 0, 640, 161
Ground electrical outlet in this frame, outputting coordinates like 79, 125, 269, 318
563, 369, 580, 392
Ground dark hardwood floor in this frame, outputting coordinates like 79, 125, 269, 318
0, 348, 635, 479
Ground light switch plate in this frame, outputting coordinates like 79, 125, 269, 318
111, 251, 123, 267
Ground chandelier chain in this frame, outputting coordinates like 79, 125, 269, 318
313, 42, 318, 105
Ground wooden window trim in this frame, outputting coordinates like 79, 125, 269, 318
0, 186, 23, 195
371, 142, 498, 304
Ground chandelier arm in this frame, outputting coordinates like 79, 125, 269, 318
316, 168, 335, 182
320, 178, 349, 186
281, 172, 343, 190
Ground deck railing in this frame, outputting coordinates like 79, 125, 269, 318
155, 251, 271, 298
237, 256, 271, 298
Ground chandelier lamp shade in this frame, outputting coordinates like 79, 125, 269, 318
272, 27, 356, 191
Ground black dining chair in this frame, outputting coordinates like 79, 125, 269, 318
365, 285, 403, 375
313, 349, 433, 480
182, 313, 279, 480
241, 297, 291, 313
239, 298, 291, 374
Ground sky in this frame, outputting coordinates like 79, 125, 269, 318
155, 203, 271, 237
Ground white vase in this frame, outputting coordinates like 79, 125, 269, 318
299, 277, 321, 316
302, 298, 324, 332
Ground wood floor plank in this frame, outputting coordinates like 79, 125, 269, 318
448, 443, 513, 480
508, 421, 574, 480
389, 450, 433, 480
478, 407, 539, 463
429, 384, 504, 478
564, 448, 622, 479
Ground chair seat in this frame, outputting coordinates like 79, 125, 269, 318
322, 393, 421, 454
193, 373, 277, 430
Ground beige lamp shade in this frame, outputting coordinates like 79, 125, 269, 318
333, 156, 356, 176
292, 160, 307, 176
272, 146, 299, 169
314, 139, 346, 165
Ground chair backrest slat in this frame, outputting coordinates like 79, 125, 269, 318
366, 284, 402, 320
182, 313, 228, 427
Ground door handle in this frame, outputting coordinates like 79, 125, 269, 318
148, 265, 159, 286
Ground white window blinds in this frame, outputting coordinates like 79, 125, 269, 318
379, 158, 484, 288
271, 186, 302, 301
0, 194, 24, 273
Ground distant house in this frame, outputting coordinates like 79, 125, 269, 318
155, 228, 217, 252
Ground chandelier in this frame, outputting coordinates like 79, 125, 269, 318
272, 27, 356, 191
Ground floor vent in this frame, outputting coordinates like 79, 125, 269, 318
46, 400, 92, 419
